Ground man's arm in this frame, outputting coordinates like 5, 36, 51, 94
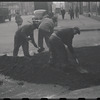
67, 44, 79, 65
68, 44, 75, 56
30, 32, 38, 48
67, 39, 77, 59
20, 28, 29, 41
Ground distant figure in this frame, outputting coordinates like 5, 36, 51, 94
61, 8, 66, 19
69, 7, 74, 20
15, 12, 23, 29
8, 10, 11, 21
13, 21, 39, 57
75, 6, 79, 18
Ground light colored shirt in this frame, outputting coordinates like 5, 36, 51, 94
39, 18, 54, 32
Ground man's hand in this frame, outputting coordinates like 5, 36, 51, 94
33, 43, 38, 48
29, 40, 38, 48
26, 37, 31, 41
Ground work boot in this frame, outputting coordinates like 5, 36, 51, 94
37, 48, 45, 53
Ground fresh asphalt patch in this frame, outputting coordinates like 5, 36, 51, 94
0, 45, 100, 90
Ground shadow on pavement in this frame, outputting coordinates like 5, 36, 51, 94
0, 45, 100, 90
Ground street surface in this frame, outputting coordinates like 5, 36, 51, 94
0, 13, 100, 98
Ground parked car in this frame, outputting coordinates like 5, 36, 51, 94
32, 9, 48, 21
0, 8, 11, 22
32, 9, 58, 27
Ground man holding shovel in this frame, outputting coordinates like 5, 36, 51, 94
13, 21, 39, 57
48, 27, 88, 73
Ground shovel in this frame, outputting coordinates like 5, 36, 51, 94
75, 58, 88, 74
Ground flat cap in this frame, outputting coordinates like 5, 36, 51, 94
74, 27, 80, 34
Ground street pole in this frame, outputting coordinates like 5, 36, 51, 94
81, 2, 83, 14
96, 2, 97, 16
88, 2, 90, 13
90, 2, 92, 16
72, 2, 74, 9
99, 2, 100, 15
79, 2, 81, 14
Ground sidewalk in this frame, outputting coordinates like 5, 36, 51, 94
56, 13, 100, 31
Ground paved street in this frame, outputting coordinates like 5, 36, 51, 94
1, 13, 100, 56
0, 13, 100, 98
58, 12, 100, 30
0, 15, 38, 56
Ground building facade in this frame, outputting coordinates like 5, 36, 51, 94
65, 2, 100, 16
0, 2, 34, 16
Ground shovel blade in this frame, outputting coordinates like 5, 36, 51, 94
76, 67, 88, 74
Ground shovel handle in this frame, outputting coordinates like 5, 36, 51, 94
27, 21, 32, 24
75, 58, 79, 64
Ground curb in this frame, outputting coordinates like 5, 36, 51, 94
80, 28, 100, 32
55, 27, 100, 32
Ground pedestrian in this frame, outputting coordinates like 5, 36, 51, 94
61, 8, 66, 19
13, 21, 39, 57
69, 7, 74, 20
15, 11, 23, 29
48, 27, 80, 68
75, 6, 79, 18
8, 10, 11, 21
37, 16, 57, 53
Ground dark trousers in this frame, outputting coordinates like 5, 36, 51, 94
70, 13, 74, 20
49, 34, 68, 65
75, 12, 79, 18
13, 35, 29, 56
62, 14, 65, 19
38, 28, 51, 49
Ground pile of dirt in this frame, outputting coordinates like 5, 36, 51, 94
0, 53, 70, 86
0, 45, 100, 90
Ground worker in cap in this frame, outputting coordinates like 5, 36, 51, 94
48, 27, 80, 68
13, 21, 39, 57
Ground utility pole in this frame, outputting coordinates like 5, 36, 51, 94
88, 2, 90, 13
99, 2, 100, 15
96, 2, 99, 16
79, 2, 83, 14
72, 2, 74, 9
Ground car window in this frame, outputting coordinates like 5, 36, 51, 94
34, 10, 47, 19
